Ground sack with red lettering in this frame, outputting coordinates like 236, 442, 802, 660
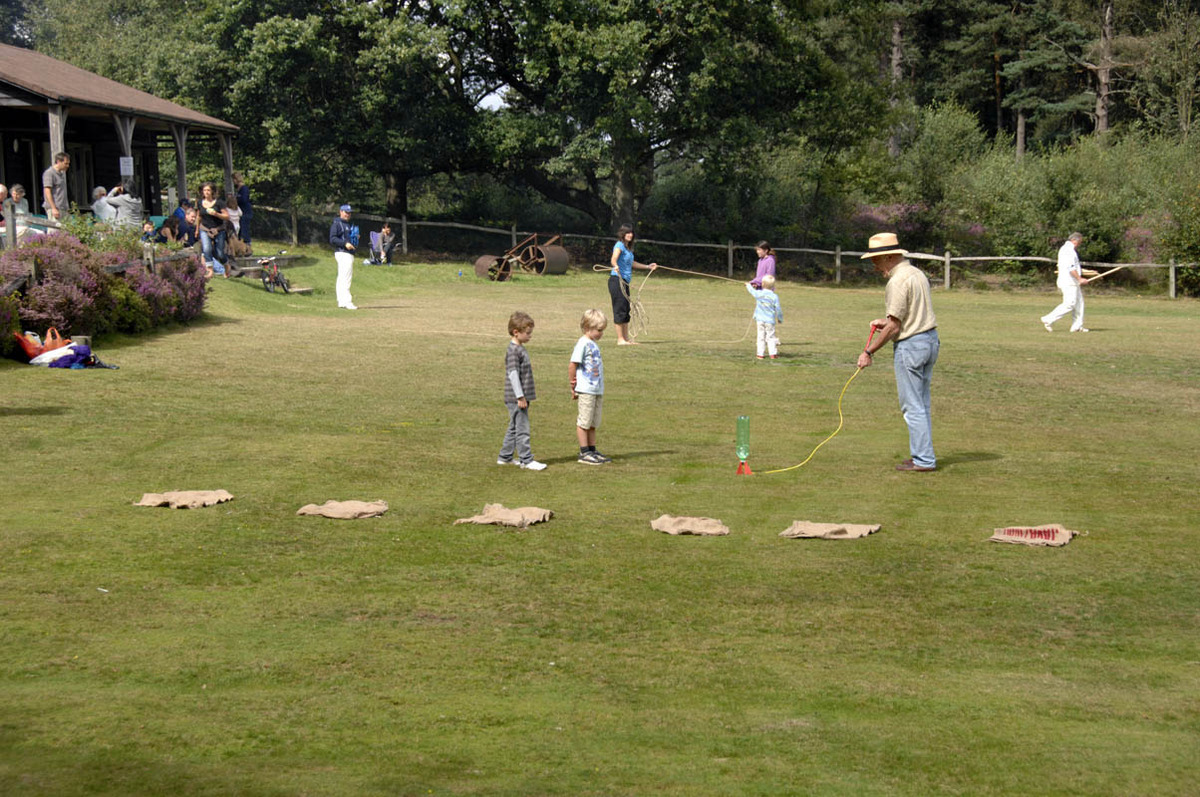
989, 524, 1079, 547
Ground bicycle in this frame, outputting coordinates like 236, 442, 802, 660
258, 250, 290, 293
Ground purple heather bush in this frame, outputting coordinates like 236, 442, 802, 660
0, 231, 208, 352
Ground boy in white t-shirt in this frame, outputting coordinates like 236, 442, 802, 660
569, 309, 609, 465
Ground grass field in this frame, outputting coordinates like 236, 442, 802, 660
2, 245, 1198, 796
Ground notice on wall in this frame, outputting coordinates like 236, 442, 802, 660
119, 157, 134, 177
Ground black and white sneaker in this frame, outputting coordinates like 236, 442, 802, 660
591, 451, 612, 463
577, 451, 604, 465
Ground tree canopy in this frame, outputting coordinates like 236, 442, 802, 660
21, 0, 1200, 253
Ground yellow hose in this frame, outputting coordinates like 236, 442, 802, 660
759, 367, 864, 475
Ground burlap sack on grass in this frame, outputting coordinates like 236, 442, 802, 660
779, 521, 881, 540
455, 503, 554, 529
989, 524, 1078, 547
650, 515, 730, 536
136, 490, 234, 509
297, 500, 389, 519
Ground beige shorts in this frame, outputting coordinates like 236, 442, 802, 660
576, 393, 603, 429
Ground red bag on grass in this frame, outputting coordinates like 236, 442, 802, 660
13, 332, 43, 360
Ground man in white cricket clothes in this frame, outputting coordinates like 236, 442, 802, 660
329, 203, 358, 310
1041, 232, 1090, 333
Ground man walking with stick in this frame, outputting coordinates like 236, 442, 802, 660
1041, 232, 1090, 333
856, 233, 940, 472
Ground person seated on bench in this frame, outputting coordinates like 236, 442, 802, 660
155, 215, 181, 244
178, 207, 199, 247
369, 222, 396, 264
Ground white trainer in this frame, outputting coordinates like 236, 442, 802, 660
520, 460, 547, 471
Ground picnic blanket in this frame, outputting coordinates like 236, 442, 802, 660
988, 524, 1079, 547
296, 500, 389, 519
135, 490, 234, 509
779, 521, 881, 540
454, 503, 554, 529
650, 515, 730, 536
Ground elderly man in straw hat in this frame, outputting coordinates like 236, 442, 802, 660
856, 233, 940, 471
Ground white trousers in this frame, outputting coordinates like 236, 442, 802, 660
1042, 281, 1084, 331
334, 250, 354, 307
756, 321, 779, 357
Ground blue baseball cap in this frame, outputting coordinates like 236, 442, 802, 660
339, 203, 352, 212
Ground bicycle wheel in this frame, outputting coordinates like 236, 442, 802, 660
277, 273, 291, 294
261, 272, 274, 292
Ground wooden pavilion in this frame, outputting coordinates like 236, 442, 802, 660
0, 42, 238, 216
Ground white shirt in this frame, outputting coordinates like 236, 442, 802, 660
93, 198, 115, 221
1056, 240, 1081, 286
570, 336, 604, 395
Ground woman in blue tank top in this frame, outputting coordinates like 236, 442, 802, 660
608, 224, 658, 345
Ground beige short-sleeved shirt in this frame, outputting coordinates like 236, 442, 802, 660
885, 260, 937, 341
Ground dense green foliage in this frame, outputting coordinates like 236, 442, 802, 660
19, 0, 1200, 260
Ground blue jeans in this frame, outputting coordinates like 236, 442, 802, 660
893, 329, 939, 468
200, 228, 227, 274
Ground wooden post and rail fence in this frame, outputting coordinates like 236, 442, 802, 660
259, 205, 1198, 299
3, 199, 1196, 299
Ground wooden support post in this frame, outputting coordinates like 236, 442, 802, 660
511, 223, 517, 249
47, 103, 68, 158
401, 214, 408, 255
835, 245, 842, 284
112, 113, 136, 158
1170, 258, 1176, 299
218, 133, 234, 198
727, 240, 734, 279
170, 123, 190, 203
290, 207, 299, 246
943, 250, 952, 289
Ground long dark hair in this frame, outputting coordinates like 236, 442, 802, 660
756, 240, 775, 257
616, 224, 634, 244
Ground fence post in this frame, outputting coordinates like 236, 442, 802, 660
290, 207, 299, 246
142, 242, 156, 275
1170, 257, 1176, 299
835, 245, 842, 284
512, 223, 518, 249
943, 250, 951, 290
727, 240, 734, 279
401, 214, 408, 255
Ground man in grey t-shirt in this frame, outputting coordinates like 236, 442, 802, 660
42, 152, 70, 220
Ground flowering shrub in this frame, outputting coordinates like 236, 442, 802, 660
0, 294, 20, 358
157, 257, 208, 322
0, 231, 208, 352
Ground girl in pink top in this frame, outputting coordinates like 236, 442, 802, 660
752, 241, 776, 289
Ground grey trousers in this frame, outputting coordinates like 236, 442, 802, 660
499, 402, 532, 463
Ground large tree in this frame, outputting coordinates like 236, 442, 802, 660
430, 0, 886, 229
0, 0, 32, 46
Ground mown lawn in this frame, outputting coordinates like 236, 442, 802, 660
2, 245, 1198, 795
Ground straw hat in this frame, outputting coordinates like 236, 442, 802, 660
860, 232, 908, 260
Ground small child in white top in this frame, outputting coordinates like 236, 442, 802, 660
569, 308, 610, 465
746, 274, 783, 359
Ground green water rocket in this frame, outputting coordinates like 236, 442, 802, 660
736, 415, 752, 475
